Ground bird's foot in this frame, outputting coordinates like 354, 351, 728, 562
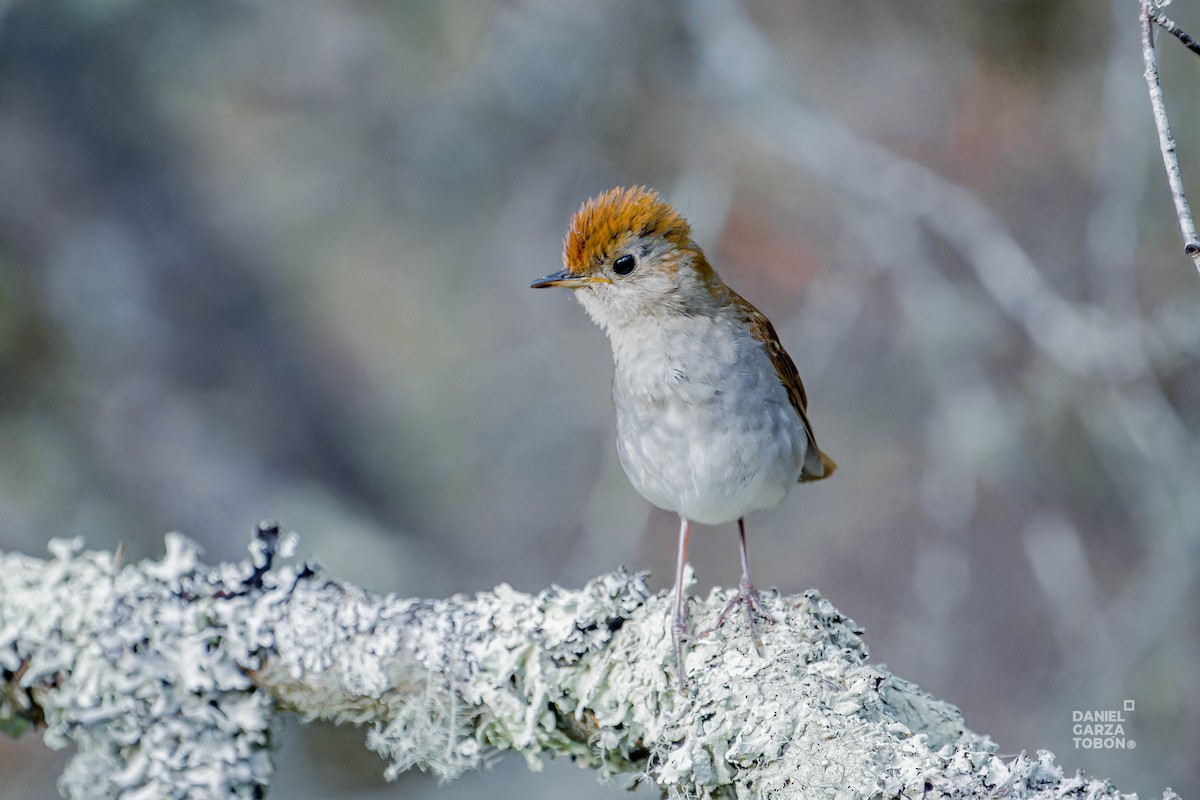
703, 578, 778, 653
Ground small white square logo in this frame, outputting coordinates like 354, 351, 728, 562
1123, 699, 1135, 712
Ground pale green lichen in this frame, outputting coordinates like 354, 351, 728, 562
0, 532, 278, 799
0, 531, 1179, 799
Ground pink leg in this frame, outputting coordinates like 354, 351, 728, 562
671, 516, 692, 691
709, 518, 777, 652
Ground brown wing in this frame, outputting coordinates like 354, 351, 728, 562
735, 293, 836, 482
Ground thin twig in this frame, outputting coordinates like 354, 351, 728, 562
1140, 0, 1200, 272
1152, 10, 1200, 57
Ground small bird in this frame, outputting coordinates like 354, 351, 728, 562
531, 186, 835, 689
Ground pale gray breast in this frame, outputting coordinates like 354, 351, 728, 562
612, 316, 789, 425
607, 315, 807, 521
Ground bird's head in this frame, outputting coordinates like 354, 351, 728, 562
531, 186, 723, 331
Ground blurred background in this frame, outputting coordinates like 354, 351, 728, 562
0, 0, 1197, 797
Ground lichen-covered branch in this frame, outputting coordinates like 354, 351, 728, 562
1140, 0, 1200, 272
0, 527, 1177, 799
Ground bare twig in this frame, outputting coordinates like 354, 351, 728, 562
1151, 10, 1200, 57
1140, 0, 1200, 272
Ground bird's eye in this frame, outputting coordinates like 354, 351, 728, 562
612, 254, 636, 276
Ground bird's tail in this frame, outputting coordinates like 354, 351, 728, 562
800, 447, 837, 482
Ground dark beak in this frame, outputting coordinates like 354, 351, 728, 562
530, 269, 608, 289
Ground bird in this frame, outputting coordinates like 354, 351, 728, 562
531, 186, 835, 690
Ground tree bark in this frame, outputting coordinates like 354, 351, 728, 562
0, 525, 1177, 799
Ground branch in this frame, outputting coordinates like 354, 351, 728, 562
0, 528, 1178, 799
1150, 8, 1200, 57
1140, 0, 1200, 272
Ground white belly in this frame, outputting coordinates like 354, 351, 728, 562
609, 315, 807, 525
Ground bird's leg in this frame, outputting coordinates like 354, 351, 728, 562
709, 518, 778, 652
671, 516, 692, 692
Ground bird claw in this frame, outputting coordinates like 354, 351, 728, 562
701, 578, 777, 653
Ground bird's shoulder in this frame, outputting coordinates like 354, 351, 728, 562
725, 291, 809, 412
725, 289, 837, 482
